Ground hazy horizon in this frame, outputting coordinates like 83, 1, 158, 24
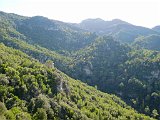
1, 0, 160, 28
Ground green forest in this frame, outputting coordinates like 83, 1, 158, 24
0, 11, 160, 119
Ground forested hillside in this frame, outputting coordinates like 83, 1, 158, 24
0, 11, 97, 54
0, 11, 160, 119
0, 43, 154, 120
66, 36, 160, 118
133, 34, 160, 51
76, 18, 158, 43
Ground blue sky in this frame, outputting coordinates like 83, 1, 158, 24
0, 0, 160, 28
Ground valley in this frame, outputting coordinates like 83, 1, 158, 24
0, 11, 160, 119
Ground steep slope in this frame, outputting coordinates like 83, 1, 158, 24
65, 36, 160, 118
0, 11, 97, 53
16, 16, 97, 53
78, 18, 129, 33
0, 28, 72, 72
0, 43, 154, 120
68, 36, 130, 87
0, 11, 74, 72
1, 11, 159, 47
0, 11, 160, 119
152, 26, 160, 33
77, 18, 158, 43
133, 34, 160, 51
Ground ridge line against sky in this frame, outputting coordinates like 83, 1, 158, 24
0, 0, 160, 28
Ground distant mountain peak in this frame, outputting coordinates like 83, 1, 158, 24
152, 25, 160, 33
111, 19, 129, 24
30, 16, 50, 21
111, 19, 123, 22
81, 18, 105, 24
81, 18, 129, 25
78, 18, 131, 34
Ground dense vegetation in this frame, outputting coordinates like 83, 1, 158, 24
15, 16, 97, 53
0, 11, 160, 119
77, 18, 158, 43
66, 37, 160, 119
0, 43, 154, 120
133, 34, 160, 51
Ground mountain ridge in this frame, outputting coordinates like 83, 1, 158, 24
0, 11, 160, 119
0, 43, 154, 120
75, 18, 159, 43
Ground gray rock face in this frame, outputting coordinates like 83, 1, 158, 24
151, 70, 160, 79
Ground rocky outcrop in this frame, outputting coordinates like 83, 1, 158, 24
55, 71, 70, 95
